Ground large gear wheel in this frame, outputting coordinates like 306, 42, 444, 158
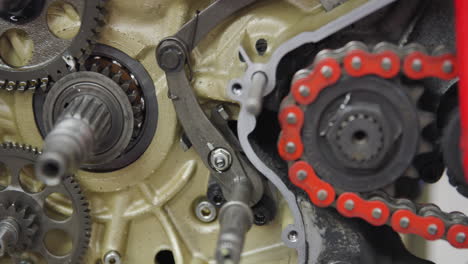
0, 142, 91, 263
0, 0, 106, 91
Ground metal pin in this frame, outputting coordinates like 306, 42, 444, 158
299, 85, 310, 97
296, 170, 308, 181
286, 142, 296, 154
412, 59, 423, 72
400, 217, 410, 229
456, 232, 466, 243
351, 56, 362, 70
344, 200, 355, 211
321, 66, 333, 79
317, 190, 328, 201
381, 57, 392, 71
442, 60, 454, 74
372, 208, 382, 219
287, 113, 297, 124
427, 224, 438, 235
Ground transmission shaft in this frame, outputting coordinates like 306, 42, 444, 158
36, 71, 134, 185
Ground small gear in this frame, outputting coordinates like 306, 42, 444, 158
0, 142, 91, 263
336, 113, 384, 163
0, 203, 37, 254
0, 0, 106, 91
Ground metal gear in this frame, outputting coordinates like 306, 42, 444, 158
0, 202, 37, 255
0, 142, 91, 263
0, 0, 106, 92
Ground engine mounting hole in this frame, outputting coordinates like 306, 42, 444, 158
232, 83, 243, 96
255, 38, 268, 56
352, 130, 368, 144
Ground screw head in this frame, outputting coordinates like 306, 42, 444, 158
381, 57, 392, 71
296, 170, 308, 181
412, 59, 423, 72
442, 60, 454, 74
210, 148, 232, 172
351, 56, 362, 70
285, 142, 296, 154
299, 85, 310, 97
344, 199, 355, 211
288, 230, 298, 242
287, 113, 297, 124
456, 232, 466, 243
321, 66, 333, 79
195, 200, 217, 223
372, 208, 382, 219
317, 190, 328, 201
400, 217, 410, 229
427, 224, 438, 235
104, 251, 122, 264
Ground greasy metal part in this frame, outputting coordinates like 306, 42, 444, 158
246, 72, 267, 116
103, 250, 122, 264
0, 0, 105, 91
0, 142, 91, 263
0, 219, 19, 257
38, 71, 134, 181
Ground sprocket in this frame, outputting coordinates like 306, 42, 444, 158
0, 142, 91, 263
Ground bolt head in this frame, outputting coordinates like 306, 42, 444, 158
286, 113, 297, 124
456, 232, 466, 243
427, 224, 438, 235
317, 190, 328, 201
372, 208, 382, 219
296, 170, 308, 181
400, 217, 410, 229
210, 148, 232, 172
299, 85, 310, 97
344, 199, 355, 211
351, 56, 362, 70
195, 200, 217, 223
104, 251, 122, 264
285, 142, 296, 154
321, 66, 333, 79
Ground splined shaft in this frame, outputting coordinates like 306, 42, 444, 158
36, 95, 111, 185
0, 219, 19, 257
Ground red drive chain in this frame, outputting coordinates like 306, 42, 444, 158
277, 41, 468, 248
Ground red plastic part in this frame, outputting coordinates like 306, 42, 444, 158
336, 193, 390, 226
455, 0, 468, 182
291, 59, 341, 105
278, 105, 304, 161
403, 52, 457, 80
447, 224, 468, 248
391, 210, 445, 241
289, 161, 335, 207
343, 50, 400, 78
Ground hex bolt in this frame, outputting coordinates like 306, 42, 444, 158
285, 142, 296, 154
427, 224, 438, 236
299, 85, 310, 97
442, 60, 454, 74
412, 59, 423, 72
195, 199, 217, 223
321, 66, 333, 79
456, 232, 466, 243
381, 57, 392, 71
103, 250, 122, 264
210, 148, 232, 172
351, 56, 362, 70
344, 200, 355, 211
317, 190, 328, 201
296, 170, 308, 181
372, 208, 382, 219
286, 113, 297, 125
400, 217, 410, 229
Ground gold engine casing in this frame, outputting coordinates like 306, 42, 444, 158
0, 0, 368, 263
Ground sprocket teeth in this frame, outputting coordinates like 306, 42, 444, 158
418, 110, 435, 129
418, 139, 434, 154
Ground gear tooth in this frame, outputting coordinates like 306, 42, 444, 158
418, 110, 435, 130
418, 139, 434, 154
